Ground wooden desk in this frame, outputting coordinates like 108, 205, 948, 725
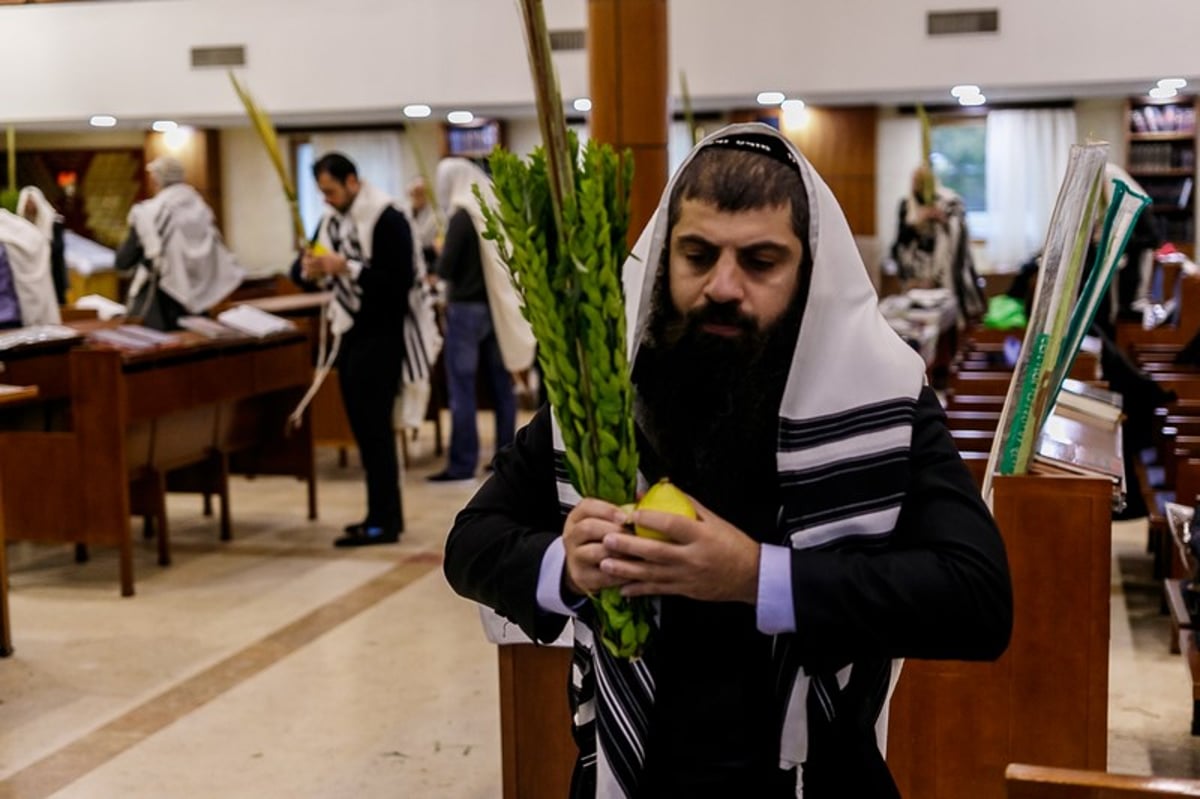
0, 331, 313, 596
0, 385, 39, 657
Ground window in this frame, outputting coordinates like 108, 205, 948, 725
930, 117, 988, 237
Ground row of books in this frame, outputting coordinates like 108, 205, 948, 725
1129, 142, 1195, 172
1141, 177, 1193, 208
86, 307, 295, 353
1131, 104, 1196, 134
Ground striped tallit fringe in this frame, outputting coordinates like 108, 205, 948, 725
325, 214, 363, 317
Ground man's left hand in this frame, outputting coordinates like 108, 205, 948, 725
599, 496, 760, 604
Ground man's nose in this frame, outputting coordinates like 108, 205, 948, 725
704, 253, 745, 304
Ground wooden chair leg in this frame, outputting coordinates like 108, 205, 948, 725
74, 543, 89, 563
338, 447, 348, 468
143, 515, 155, 540
155, 471, 170, 567
434, 413, 444, 456
202, 492, 213, 517
217, 454, 232, 542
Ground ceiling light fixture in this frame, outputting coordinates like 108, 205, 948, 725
1158, 78, 1188, 91
756, 91, 785, 106
152, 120, 178, 133
950, 84, 981, 99
447, 110, 475, 125
1149, 86, 1178, 100
403, 104, 432, 119
959, 94, 987, 107
89, 115, 117, 128
573, 97, 593, 113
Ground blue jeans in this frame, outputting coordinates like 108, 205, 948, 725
444, 301, 515, 477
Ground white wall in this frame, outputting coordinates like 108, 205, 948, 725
875, 110, 921, 265
673, 0, 1199, 103
220, 127, 294, 277
0, 0, 588, 126
1075, 98, 1127, 164
1, 1, 1195, 125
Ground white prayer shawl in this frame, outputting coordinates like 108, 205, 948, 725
553, 124, 926, 798
127, 183, 244, 315
0, 210, 60, 325
17, 186, 58, 243
436, 158, 537, 373
306, 180, 441, 428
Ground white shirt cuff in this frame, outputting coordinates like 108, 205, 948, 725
536, 537, 583, 617
756, 543, 797, 634
345, 259, 364, 280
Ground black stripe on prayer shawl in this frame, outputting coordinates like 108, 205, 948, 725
783, 492, 905, 532
778, 397, 917, 450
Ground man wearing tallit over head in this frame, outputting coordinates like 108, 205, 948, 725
444, 124, 1012, 797
428, 158, 536, 482
115, 156, 244, 330
17, 186, 67, 304
0, 204, 61, 327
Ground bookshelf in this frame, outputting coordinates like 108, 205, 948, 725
1127, 96, 1197, 258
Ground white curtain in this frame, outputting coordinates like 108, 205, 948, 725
985, 108, 1077, 269
298, 131, 408, 235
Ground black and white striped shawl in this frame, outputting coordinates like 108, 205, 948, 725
550, 124, 926, 798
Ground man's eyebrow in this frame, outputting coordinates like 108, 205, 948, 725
673, 233, 717, 248
738, 242, 792, 257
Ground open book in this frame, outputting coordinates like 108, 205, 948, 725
215, 305, 295, 338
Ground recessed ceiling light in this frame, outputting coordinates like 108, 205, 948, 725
152, 120, 178, 133
89, 115, 117, 128
1158, 78, 1188, 90
573, 97, 593, 113
781, 99, 808, 128
403, 104, 432, 119
959, 94, 987, 107
951, 84, 981, 99
163, 126, 193, 151
1149, 86, 1178, 100
781, 99, 806, 113
756, 91, 785, 106
447, 110, 475, 125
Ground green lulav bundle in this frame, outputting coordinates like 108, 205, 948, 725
478, 133, 649, 659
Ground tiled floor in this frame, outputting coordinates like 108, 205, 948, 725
1, 419, 1199, 797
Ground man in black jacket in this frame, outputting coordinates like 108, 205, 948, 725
444, 125, 1012, 798
295, 153, 414, 546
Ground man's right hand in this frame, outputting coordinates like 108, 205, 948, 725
562, 499, 633, 598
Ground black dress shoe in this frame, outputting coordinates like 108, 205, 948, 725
343, 520, 368, 534
334, 525, 401, 548
427, 470, 474, 483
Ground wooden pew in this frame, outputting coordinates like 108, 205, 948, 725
0, 384, 40, 657
0, 330, 314, 596
1117, 272, 1200, 351
1005, 764, 1200, 798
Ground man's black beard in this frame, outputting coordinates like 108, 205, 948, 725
633, 294, 804, 530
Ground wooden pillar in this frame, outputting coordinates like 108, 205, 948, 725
588, 0, 669, 242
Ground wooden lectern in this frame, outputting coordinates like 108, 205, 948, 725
887, 475, 1113, 799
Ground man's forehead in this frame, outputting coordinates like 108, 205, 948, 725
670, 198, 800, 245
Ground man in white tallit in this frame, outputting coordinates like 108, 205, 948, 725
0, 205, 60, 326
17, 186, 67, 304
428, 158, 536, 481
444, 124, 1012, 797
292, 152, 431, 547
891, 164, 986, 323
115, 156, 244, 330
